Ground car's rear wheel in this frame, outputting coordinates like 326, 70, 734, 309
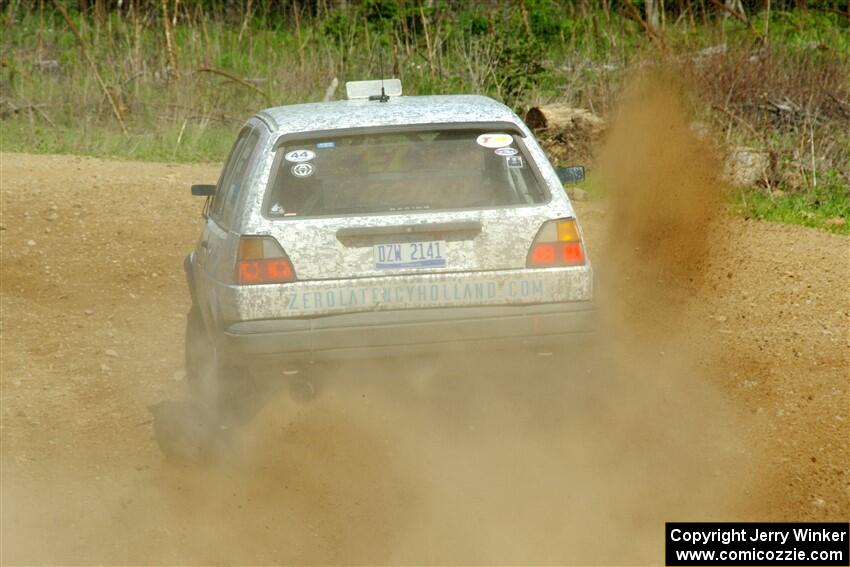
185, 305, 260, 426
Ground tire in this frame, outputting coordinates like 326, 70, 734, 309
184, 305, 260, 426
185, 305, 216, 404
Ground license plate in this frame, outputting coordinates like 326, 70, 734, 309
374, 240, 447, 269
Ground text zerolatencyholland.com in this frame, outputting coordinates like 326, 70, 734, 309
665, 523, 849, 566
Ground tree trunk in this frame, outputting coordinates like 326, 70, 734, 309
723, 0, 744, 18
161, 0, 179, 79
645, 0, 660, 32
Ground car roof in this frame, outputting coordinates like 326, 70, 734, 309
255, 94, 523, 136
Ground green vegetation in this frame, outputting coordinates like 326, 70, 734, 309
1, 1, 847, 233
731, 176, 850, 234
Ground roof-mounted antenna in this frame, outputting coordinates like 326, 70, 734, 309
369, 47, 390, 103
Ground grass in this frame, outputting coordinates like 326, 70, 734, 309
2, 120, 236, 163
1, 2, 848, 233
732, 179, 850, 235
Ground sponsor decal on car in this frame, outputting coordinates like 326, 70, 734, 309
282, 278, 546, 312
494, 147, 518, 156
476, 133, 513, 149
290, 163, 314, 177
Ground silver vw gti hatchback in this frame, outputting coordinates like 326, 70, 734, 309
184, 80, 596, 416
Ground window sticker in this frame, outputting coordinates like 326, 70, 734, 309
291, 163, 315, 177
494, 147, 518, 156
506, 156, 524, 168
315, 141, 335, 149
476, 133, 513, 149
285, 149, 316, 162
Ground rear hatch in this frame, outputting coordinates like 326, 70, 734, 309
262, 126, 552, 280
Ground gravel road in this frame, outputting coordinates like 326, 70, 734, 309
1, 152, 847, 564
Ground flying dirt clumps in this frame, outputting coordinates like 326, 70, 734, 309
595, 73, 725, 328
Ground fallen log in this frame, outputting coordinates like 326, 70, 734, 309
525, 104, 605, 135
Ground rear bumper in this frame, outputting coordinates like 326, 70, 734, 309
220, 301, 596, 366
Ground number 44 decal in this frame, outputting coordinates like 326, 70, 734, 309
284, 149, 316, 163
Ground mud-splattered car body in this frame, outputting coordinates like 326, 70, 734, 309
185, 86, 595, 383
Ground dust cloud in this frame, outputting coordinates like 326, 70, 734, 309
2, 74, 752, 565
595, 71, 723, 335
135, 73, 746, 565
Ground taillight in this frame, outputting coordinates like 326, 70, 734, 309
236, 236, 296, 285
526, 218, 586, 268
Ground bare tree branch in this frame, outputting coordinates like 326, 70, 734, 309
623, 0, 667, 50
54, 1, 128, 136
195, 67, 269, 102
708, 0, 762, 37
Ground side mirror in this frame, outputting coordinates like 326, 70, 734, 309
555, 165, 585, 184
191, 184, 216, 197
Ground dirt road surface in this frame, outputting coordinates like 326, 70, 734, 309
2, 152, 848, 564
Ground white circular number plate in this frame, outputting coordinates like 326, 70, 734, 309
285, 149, 316, 162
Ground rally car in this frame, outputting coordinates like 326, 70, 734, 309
184, 80, 595, 418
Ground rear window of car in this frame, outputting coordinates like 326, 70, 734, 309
263, 128, 548, 218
